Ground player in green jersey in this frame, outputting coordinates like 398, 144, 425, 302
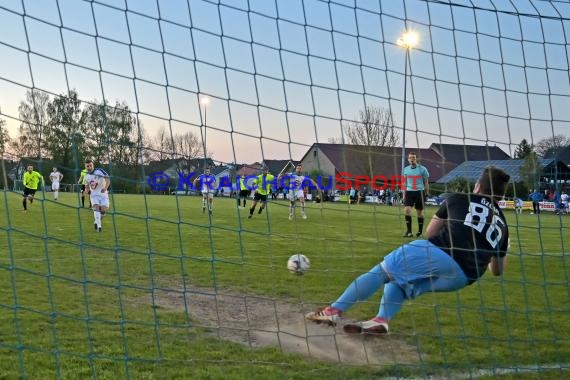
248, 167, 275, 219
22, 164, 44, 211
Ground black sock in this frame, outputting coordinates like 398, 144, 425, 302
418, 217, 425, 233
81, 196, 85, 207
258, 208, 263, 214
22, 199, 27, 210
249, 208, 254, 216
405, 215, 412, 233
243, 200, 246, 207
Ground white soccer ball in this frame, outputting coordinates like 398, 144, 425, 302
287, 254, 310, 275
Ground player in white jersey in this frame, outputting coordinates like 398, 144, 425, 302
84, 159, 111, 232
279, 163, 318, 220
560, 191, 570, 213
193, 166, 215, 214
49, 167, 64, 200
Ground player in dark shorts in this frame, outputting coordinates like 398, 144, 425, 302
237, 176, 250, 208
248, 167, 274, 219
402, 152, 430, 237
22, 164, 43, 211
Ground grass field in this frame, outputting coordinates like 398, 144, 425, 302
0, 191, 569, 379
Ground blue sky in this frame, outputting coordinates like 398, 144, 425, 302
0, 0, 569, 165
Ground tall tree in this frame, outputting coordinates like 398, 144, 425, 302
148, 128, 203, 175
14, 89, 51, 158
342, 105, 400, 179
345, 105, 400, 147
514, 138, 533, 159
519, 151, 542, 190
83, 102, 109, 162
45, 90, 88, 169
0, 116, 10, 189
150, 126, 176, 161
0, 115, 9, 158
130, 125, 151, 166
534, 134, 570, 157
106, 102, 136, 165
172, 131, 202, 172
83, 100, 137, 165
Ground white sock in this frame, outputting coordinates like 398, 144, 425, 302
94, 211, 101, 228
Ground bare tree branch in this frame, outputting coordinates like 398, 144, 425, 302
535, 134, 570, 157
344, 106, 400, 147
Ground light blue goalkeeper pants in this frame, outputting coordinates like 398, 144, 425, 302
331, 240, 468, 320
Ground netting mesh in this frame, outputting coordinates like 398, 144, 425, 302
0, 0, 569, 378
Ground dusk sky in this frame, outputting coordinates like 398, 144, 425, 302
0, 0, 569, 165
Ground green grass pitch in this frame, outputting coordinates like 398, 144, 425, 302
0, 191, 568, 379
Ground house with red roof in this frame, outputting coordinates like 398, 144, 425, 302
299, 143, 458, 190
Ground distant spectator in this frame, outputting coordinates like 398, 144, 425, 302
349, 187, 357, 205
515, 197, 523, 214
553, 190, 561, 214
561, 192, 569, 214
386, 189, 393, 206
529, 189, 542, 215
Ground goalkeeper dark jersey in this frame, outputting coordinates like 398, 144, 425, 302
428, 193, 509, 284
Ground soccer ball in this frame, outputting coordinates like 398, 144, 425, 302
287, 254, 310, 275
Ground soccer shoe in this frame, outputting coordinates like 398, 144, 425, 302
248, 215, 252, 219
403, 232, 413, 238
202, 206, 205, 213
305, 306, 342, 326
302, 213, 307, 220
288, 213, 293, 221
416, 232, 423, 237
98, 227, 102, 232
343, 317, 389, 335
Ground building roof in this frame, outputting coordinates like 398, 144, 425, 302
435, 158, 570, 184
145, 158, 214, 174
305, 143, 457, 182
210, 165, 229, 177
236, 163, 263, 177
261, 159, 296, 176
429, 143, 511, 165
544, 145, 570, 165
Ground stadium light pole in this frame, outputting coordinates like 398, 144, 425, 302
199, 95, 210, 170
397, 30, 419, 175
